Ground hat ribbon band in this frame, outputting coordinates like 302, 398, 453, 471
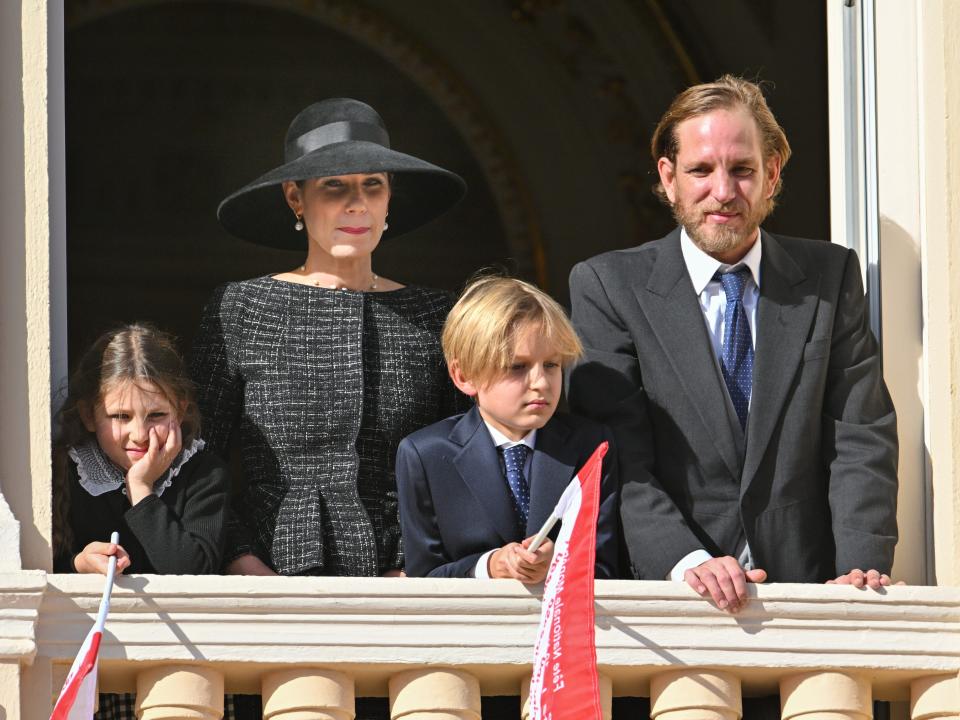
286, 120, 391, 161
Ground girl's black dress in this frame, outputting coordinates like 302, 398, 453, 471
55, 444, 227, 574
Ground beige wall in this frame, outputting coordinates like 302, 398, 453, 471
1, 0, 59, 573
0, 1, 31, 570
916, 0, 960, 585
874, 0, 960, 586
0, 1, 27, 572
875, 0, 929, 585
829, 0, 960, 586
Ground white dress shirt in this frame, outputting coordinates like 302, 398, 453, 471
668, 229, 762, 581
473, 423, 537, 579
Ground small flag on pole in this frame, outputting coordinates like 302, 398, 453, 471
51, 531, 120, 720
528, 442, 607, 720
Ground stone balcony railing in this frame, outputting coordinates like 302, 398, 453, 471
1, 572, 959, 719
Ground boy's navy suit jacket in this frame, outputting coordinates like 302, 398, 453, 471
396, 404, 620, 578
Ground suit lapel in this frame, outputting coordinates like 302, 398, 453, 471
741, 231, 818, 495
526, 417, 578, 535
636, 232, 743, 481
450, 406, 519, 544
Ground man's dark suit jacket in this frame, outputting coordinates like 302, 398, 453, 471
567, 228, 898, 583
396, 405, 620, 578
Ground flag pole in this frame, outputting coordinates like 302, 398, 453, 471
94, 531, 120, 632
527, 469, 584, 553
50, 531, 120, 720
527, 516, 558, 554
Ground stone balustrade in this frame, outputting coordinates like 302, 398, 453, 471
1, 573, 958, 719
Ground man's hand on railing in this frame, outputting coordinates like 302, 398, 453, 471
684, 556, 767, 614
826, 568, 905, 589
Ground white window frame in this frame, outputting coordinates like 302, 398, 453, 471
826, 0, 882, 345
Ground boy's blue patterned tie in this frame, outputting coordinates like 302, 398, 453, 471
502, 444, 531, 526
715, 268, 754, 430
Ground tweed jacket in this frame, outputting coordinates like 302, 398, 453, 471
191, 277, 465, 576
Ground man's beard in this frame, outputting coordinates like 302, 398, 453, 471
672, 195, 774, 258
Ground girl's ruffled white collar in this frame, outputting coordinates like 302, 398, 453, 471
68, 438, 206, 498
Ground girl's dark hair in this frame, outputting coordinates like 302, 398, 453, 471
52, 324, 200, 556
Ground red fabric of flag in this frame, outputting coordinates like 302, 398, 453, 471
50, 628, 101, 720
529, 441, 607, 720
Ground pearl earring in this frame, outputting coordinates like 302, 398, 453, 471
294, 214, 304, 232
383, 222, 389, 231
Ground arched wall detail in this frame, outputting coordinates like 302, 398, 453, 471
66, 0, 548, 283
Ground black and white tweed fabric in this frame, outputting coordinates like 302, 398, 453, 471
191, 276, 465, 576
93, 693, 136, 720
94, 693, 261, 720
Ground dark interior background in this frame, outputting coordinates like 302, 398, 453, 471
65, 0, 828, 365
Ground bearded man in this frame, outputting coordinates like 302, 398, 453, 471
568, 75, 899, 612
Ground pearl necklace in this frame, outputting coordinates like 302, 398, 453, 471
298, 266, 378, 291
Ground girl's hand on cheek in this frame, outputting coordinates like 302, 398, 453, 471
163, 419, 183, 459
74, 540, 131, 575
126, 421, 182, 505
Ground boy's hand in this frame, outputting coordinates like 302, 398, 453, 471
488, 537, 555, 583
126, 420, 182, 505
74, 540, 131, 575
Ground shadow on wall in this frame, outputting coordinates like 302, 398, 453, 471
877, 215, 927, 585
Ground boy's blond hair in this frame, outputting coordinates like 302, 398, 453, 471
442, 276, 583, 386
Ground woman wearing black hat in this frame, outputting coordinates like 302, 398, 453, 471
191, 98, 468, 577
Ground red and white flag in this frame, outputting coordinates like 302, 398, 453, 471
528, 442, 607, 720
51, 532, 120, 720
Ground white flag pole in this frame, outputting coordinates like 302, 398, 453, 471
527, 475, 582, 553
526, 515, 558, 554
94, 531, 120, 632
49, 531, 120, 720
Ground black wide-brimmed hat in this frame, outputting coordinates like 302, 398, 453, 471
217, 98, 467, 249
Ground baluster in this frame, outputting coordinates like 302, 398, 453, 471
651, 669, 741, 720
910, 673, 960, 719
780, 671, 872, 720
519, 672, 612, 720
390, 668, 480, 720
136, 665, 223, 720
261, 668, 355, 720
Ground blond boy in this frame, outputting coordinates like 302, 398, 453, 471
397, 276, 619, 580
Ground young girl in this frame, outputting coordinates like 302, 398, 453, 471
53, 324, 227, 575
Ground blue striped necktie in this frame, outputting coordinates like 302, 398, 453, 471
715, 268, 754, 429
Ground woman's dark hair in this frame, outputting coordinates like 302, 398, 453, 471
52, 324, 199, 556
